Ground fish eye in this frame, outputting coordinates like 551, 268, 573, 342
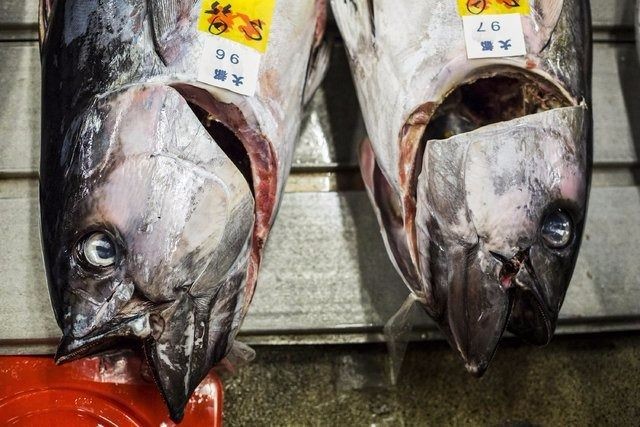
80, 232, 117, 268
540, 210, 573, 249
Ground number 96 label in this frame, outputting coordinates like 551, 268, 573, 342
216, 49, 240, 64
197, 35, 261, 97
462, 13, 526, 59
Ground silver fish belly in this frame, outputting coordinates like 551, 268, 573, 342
39, 0, 326, 420
331, 0, 592, 374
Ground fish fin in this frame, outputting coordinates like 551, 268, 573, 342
359, 138, 376, 196
38, 0, 56, 48
383, 293, 420, 385
330, 0, 375, 53
213, 340, 256, 378
524, 0, 564, 54
149, 0, 194, 65
303, 1, 330, 105
303, 39, 332, 106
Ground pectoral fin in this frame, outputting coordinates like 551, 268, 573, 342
149, 0, 195, 64
524, 0, 564, 53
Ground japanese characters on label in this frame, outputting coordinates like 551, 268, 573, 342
462, 14, 527, 59
457, 0, 530, 16
196, 1, 278, 97
197, 36, 261, 97
197, 0, 277, 53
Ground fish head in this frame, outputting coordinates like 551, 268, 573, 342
41, 84, 254, 419
418, 104, 589, 375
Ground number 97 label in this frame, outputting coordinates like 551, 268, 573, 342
462, 13, 526, 59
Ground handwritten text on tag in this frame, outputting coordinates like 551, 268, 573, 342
197, 0, 278, 53
197, 36, 261, 97
462, 14, 526, 59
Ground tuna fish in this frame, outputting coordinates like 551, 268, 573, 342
39, 0, 326, 421
331, 0, 592, 374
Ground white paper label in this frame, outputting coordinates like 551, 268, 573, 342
462, 14, 527, 59
197, 35, 261, 97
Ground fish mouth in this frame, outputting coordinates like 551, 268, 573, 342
55, 284, 172, 364
55, 313, 154, 364
509, 259, 556, 346
491, 250, 554, 346
55, 291, 171, 365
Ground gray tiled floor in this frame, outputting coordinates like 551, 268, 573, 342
224, 333, 640, 425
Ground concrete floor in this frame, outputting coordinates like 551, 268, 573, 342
223, 332, 640, 426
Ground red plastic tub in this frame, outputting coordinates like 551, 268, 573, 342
0, 355, 222, 426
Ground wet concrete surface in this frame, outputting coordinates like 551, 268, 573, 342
224, 332, 640, 426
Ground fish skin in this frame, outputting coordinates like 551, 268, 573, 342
40, 0, 326, 421
332, 0, 592, 374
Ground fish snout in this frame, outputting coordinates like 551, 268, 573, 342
56, 319, 149, 363
55, 301, 157, 364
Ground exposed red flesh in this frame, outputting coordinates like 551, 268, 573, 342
172, 84, 278, 315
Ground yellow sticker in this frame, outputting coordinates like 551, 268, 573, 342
197, 0, 277, 53
457, 0, 531, 16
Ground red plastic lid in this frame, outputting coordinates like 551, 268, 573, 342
0, 355, 222, 426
